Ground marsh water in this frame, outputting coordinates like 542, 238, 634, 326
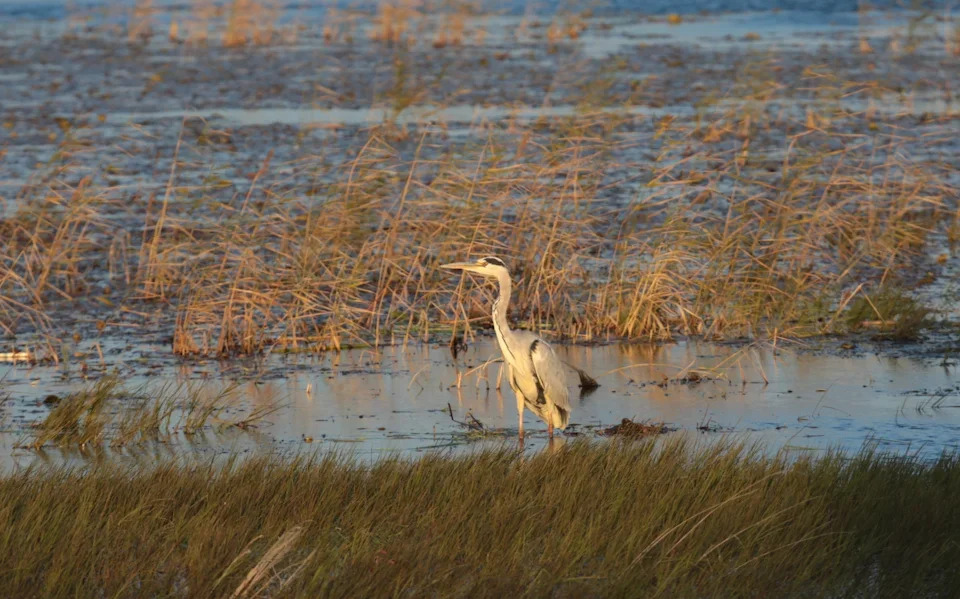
3, 339, 960, 469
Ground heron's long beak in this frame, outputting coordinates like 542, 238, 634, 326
440, 261, 482, 273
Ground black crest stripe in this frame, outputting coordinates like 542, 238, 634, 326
529, 340, 546, 404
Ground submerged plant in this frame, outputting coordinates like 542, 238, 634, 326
23, 377, 270, 450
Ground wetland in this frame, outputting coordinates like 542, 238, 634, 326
1, 0, 959, 595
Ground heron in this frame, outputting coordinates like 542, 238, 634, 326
441, 256, 570, 439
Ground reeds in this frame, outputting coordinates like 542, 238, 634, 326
21, 376, 269, 450
122, 0, 285, 46
221, 0, 283, 47
1, 439, 959, 597
4, 11, 957, 359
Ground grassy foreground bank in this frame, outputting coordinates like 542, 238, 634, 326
2, 440, 959, 597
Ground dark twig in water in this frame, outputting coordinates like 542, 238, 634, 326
565, 361, 600, 391
447, 402, 484, 431
230, 403, 285, 430
448, 327, 468, 360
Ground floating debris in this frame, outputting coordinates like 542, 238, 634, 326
567, 362, 600, 391
602, 418, 671, 438
0, 351, 32, 363
447, 402, 485, 431
697, 418, 733, 433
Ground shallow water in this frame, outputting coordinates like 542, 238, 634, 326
3, 339, 959, 469
105, 87, 954, 129
107, 103, 685, 128
576, 11, 912, 57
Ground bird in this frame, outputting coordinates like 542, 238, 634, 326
441, 256, 570, 439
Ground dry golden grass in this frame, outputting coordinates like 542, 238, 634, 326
5, 14, 958, 359
3, 102, 955, 358
221, 0, 283, 47
123, 0, 286, 47
127, 0, 154, 43
370, 0, 421, 44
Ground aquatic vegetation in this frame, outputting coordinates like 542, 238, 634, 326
844, 286, 933, 340
123, 0, 288, 47
21, 376, 272, 450
25, 376, 119, 449
1, 440, 959, 597
3, 98, 954, 360
0, 6, 956, 361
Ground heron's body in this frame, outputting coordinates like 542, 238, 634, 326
442, 256, 570, 438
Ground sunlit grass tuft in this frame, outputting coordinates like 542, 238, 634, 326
21, 376, 271, 450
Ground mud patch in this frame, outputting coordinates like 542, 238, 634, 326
602, 417, 672, 437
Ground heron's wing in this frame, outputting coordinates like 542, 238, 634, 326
530, 339, 570, 413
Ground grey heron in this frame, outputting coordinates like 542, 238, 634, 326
441, 256, 571, 439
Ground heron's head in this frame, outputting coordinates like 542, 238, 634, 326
440, 256, 509, 278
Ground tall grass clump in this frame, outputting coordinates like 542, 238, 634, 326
123, 0, 288, 46
0, 176, 117, 354
22, 376, 265, 450
1, 440, 959, 597
26, 376, 121, 449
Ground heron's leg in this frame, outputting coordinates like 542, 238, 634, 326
516, 392, 525, 439
547, 420, 554, 439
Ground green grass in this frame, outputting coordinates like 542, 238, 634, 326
844, 286, 933, 341
20, 375, 273, 450
2, 439, 959, 597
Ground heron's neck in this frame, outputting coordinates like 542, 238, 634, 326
491, 271, 513, 341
